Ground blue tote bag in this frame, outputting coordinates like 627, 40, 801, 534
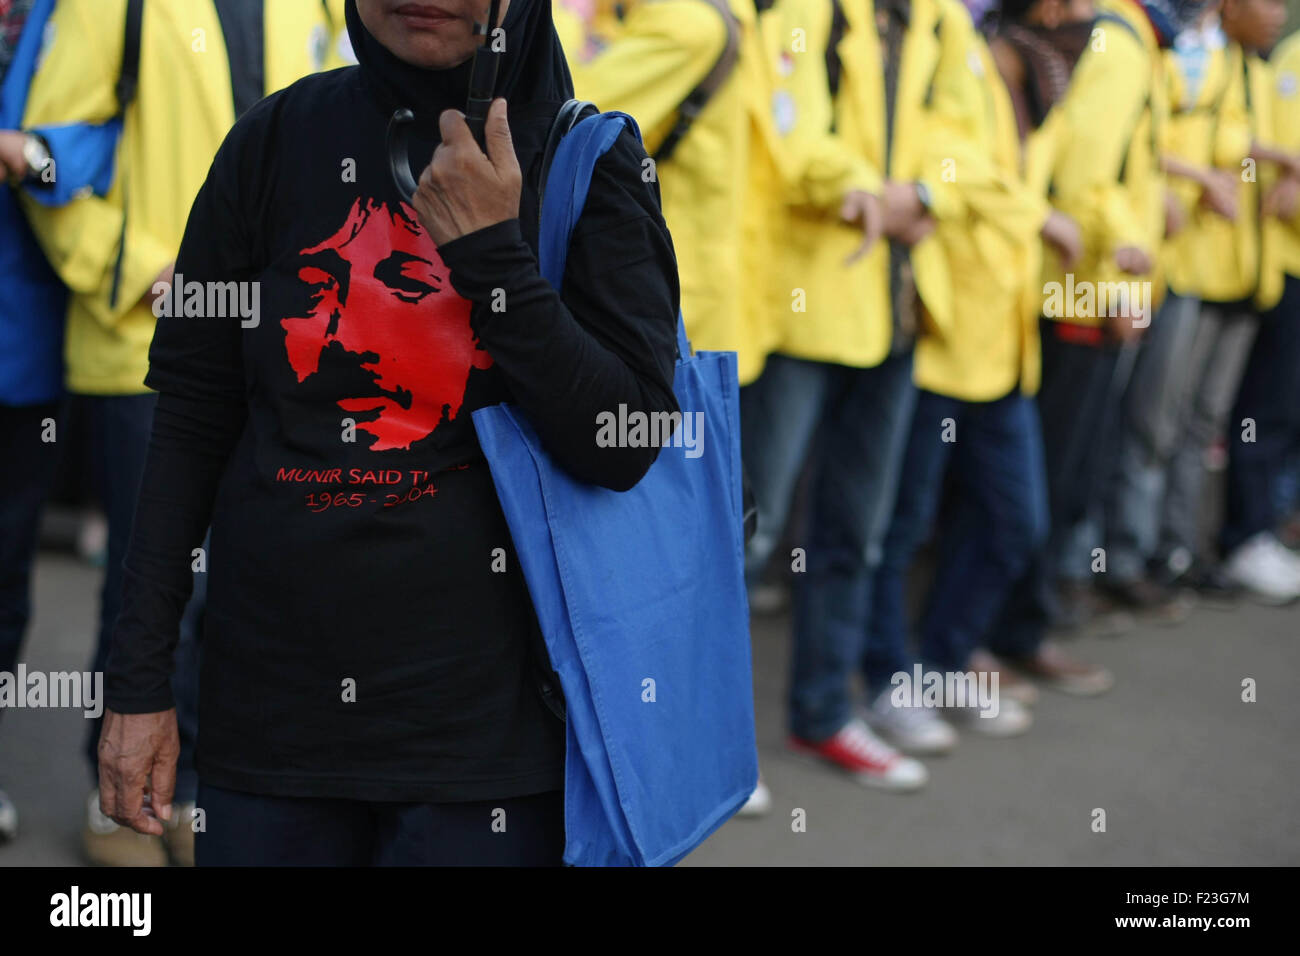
471, 109, 757, 867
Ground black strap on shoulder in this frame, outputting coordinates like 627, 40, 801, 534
1092, 10, 1139, 43
1090, 12, 1150, 183
826, 0, 849, 105
652, 0, 741, 163
116, 0, 144, 116
538, 98, 598, 224
109, 0, 144, 310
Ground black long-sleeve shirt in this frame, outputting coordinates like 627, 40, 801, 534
105, 67, 680, 803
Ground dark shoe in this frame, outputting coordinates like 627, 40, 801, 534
1096, 577, 1191, 625
1005, 642, 1114, 697
1054, 580, 1097, 632
1161, 561, 1243, 609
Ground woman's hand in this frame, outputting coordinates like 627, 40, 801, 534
98, 708, 180, 836
412, 98, 522, 247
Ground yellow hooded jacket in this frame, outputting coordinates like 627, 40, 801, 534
764, 0, 1009, 370
915, 33, 1049, 401
1161, 38, 1253, 299
21, 0, 344, 396
561, 0, 785, 385
1271, 30, 1300, 281
1190, 43, 1282, 309
1029, 0, 1168, 326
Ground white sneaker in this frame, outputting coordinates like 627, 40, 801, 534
0, 789, 17, 842
736, 779, 771, 817
948, 697, 1034, 737
1223, 533, 1300, 605
1264, 534, 1300, 580
868, 691, 958, 755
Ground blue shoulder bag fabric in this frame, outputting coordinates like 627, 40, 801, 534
471, 107, 758, 867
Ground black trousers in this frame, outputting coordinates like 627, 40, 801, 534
0, 401, 61, 694
194, 782, 565, 866
1222, 274, 1300, 554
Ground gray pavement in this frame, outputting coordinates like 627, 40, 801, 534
1, 549, 1296, 866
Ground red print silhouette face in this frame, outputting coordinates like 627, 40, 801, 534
282, 198, 493, 452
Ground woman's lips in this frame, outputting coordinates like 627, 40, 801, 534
394, 3, 459, 29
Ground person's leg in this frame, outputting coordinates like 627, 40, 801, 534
739, 355, 832, 589
0, 400, 62, 684
1161, 301, 1259, 563
789, 353, 917, 741
1105, 294, 1203, 582
986, 323, 1119, 659
194, 782, 373, 866
372, 790, 565, 866
861, 389, 958, 695
0, 400, 62, 841
1222, 277, 1300, 554
83, 392, 158, 777
920, 392, 1050, 671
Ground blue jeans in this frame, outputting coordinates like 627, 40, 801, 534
740, 355, 831, 589
863, 389, 1049, 688
741, 353, 917, 741
81, 393, 200, 802
986, 321, 1121, 659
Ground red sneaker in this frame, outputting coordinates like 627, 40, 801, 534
789, 718, 928, 791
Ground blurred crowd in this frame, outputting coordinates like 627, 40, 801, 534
557, 0, 1300, 813
1, 0, 1299, 860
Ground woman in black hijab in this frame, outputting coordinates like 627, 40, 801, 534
95, 0, 681, 866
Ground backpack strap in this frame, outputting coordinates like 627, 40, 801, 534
538, 105, 692, 360
115, 0, 144, 117
1090, 11, 1151, 184
825, 0, 849, 127
108, 0, 144, 310
651, 0, 740, 163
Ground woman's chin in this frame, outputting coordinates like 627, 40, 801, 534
386, 34, 476, 70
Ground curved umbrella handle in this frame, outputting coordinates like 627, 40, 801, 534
386, 108, 419, 204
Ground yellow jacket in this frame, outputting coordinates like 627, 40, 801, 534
1182, 44, 1280, 308
21, 0, 343, 395
765, 0, 1006, 370
1029, 0, 1168, 325
1161, 39, 1253, 298
915, 34, 1049, 400
562, 0, 784, 385
1267, 31, 1300, 283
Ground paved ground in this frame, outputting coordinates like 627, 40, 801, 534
1, 548, 1296, 866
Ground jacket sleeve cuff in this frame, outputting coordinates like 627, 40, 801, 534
104, 690, 177, 715
438, 218, 536, 302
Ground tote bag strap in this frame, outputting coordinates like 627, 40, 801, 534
537, 103, 693, 361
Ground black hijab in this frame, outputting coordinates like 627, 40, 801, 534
345, 0, 574, 117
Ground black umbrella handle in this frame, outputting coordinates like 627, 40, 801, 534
464, 0, 502, 151
386, 0, 502, 204
387, 108, 419, 204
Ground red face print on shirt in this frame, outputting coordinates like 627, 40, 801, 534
281, 198, 493, 452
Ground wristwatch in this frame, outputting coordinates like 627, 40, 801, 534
914, 180, 933, 212
21, 133, 52, 181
